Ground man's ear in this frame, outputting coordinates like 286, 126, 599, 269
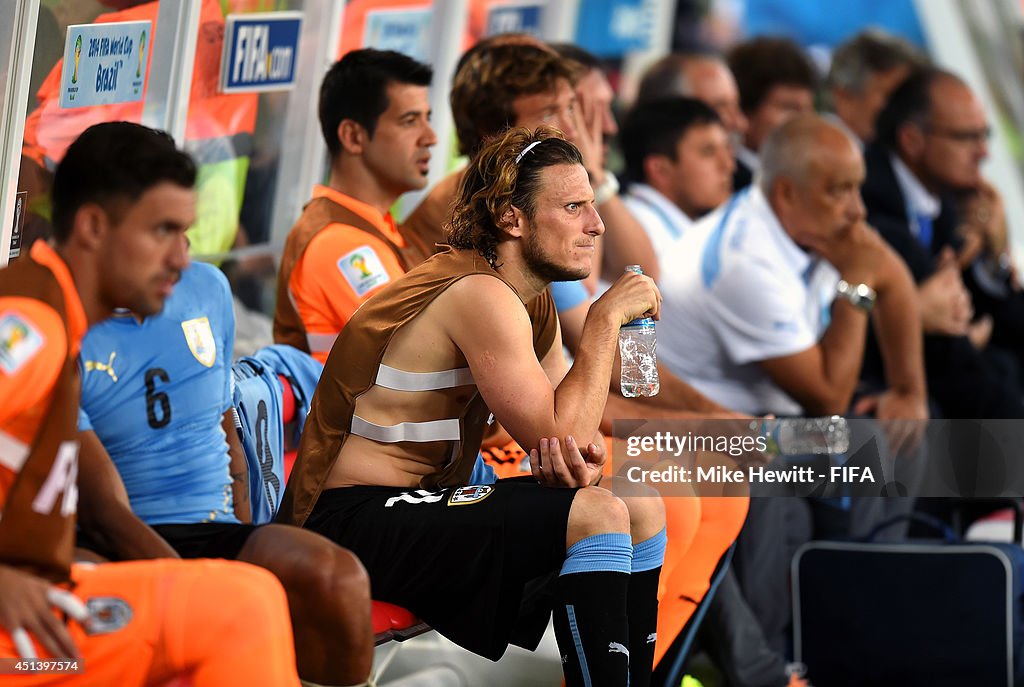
899, 122, 926, 162
644, 155, 670, 189
337, 119, 366, 155
71, 203, 108, 252
771, 176, 797, 216
501, 206, 524, 238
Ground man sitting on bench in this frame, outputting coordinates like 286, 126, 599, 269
77, 258, 373, 687
279, 127, 667, 687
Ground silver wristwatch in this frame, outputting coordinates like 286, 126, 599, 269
835, 279, 876, 313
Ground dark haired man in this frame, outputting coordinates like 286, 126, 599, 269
274, 48, 437, 363
727, 37, 818, 190
281, 127, 666, 687
0, 121, 300, 686
621, 97, 734, 263
77, 257, 374, 685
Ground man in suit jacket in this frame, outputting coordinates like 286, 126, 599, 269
861, 66, 1023, 418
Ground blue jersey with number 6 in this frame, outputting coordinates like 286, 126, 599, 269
78, 262, 237, 525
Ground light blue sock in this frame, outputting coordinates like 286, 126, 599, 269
631, 527, 667, 573
560, 532, 633, 576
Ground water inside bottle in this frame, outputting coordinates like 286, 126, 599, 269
619, 332, 660, 398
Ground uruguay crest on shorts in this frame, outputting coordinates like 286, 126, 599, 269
448, 485, 493, 506
85, 597, 133, 635
181, 317, 216, 367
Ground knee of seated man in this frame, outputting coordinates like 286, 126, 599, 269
241, 525, 370, 602
629, 496, 667, 542
607, 477, 666, 540
569, 486, 631, 536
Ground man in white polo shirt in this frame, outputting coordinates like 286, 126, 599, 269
655, 113, 928, 685
658, 114, 926, 421
620, 97, 735, 274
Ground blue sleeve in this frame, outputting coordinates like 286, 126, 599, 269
77, 406, 93, 432
549, 280, 589, 313
468, 453, 498, 485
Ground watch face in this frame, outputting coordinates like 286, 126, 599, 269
837, 280, 875, 311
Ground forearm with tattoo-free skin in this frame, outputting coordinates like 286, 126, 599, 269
761, 224, 906, 416
449, 271, 660, 455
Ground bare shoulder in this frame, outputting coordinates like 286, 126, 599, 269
438, 275, 533, 334
444, 274, 526, 311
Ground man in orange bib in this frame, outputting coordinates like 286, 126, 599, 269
0, 122, 300, 686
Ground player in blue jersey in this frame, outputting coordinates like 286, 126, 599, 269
76, 260, 373, 687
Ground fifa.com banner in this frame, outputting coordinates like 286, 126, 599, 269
607, 418, 1024, 498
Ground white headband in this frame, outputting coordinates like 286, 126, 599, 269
514, 140, 543, 165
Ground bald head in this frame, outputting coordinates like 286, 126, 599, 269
874, 67, 988, 191
760, 114, 866, 248
637, 54, 747, 138
875, 67, 966, 151
759, 114, 859, 195
637, 53, 700, 103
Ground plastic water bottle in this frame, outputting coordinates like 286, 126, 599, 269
618, 265, 660, 397
761, 416, 850, 455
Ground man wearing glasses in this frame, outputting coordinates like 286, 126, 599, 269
861, 66, 1024, 418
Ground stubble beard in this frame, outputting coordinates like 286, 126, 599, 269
523, 229, 590, 284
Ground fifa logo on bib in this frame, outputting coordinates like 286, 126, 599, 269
338, 246, 389, 297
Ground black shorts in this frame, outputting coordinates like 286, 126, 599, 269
306, 478, 578, 661
153, 522, 259, 559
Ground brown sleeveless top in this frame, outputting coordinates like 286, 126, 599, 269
0, 247, 82, 582
278, 247, 558, 526
273, 193, 433, 352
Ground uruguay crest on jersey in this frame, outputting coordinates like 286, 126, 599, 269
181, 316, 217, 367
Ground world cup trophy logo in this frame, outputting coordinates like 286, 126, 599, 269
137, 29, 146, 78
350, 254, 372, 278
72, 34, 82, 84
0, 322, 27, 355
